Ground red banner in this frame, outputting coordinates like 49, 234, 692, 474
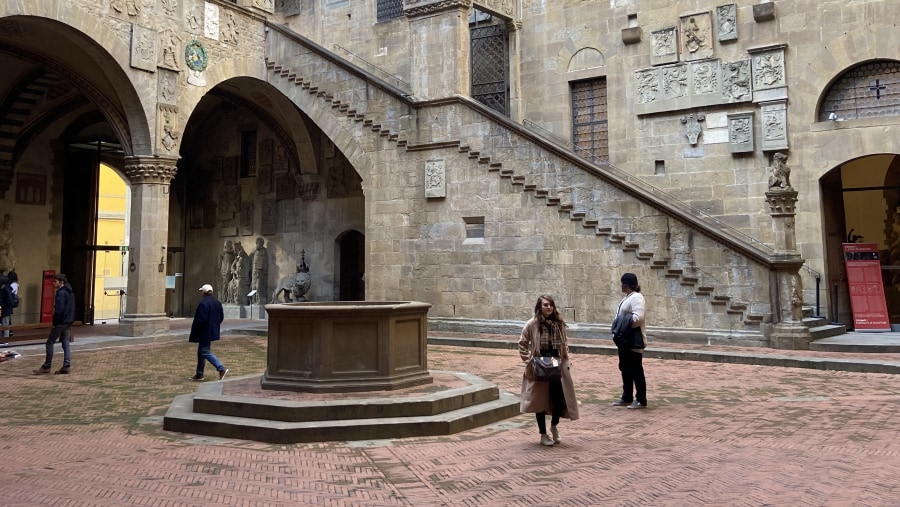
843, 243, 891, 332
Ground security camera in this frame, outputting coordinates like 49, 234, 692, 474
827, 112, 838, 121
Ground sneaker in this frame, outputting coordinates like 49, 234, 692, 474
611, 399, 630, 406
218, 369, 229, 380
189, 374, 204, 381
627, 401, 647, 410
32, 366, 51, 375
54, 366, 70, 374
550, 425, 561, 444
540, 434, 554, 446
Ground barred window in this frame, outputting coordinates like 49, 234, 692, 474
819, 60, 900, 121
377, 0, 403, 22
571, 78, 609, 163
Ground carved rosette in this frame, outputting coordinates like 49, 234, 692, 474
404, 0, 473, 18
123, 156, 179, 184
765, 189, 798, 217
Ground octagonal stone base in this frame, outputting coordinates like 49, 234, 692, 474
262, 301, 433, 393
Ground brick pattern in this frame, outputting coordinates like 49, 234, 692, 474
2, 335, 900, 505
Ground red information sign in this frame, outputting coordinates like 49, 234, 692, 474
40, 270, 56, 324
842, 243, 891, 332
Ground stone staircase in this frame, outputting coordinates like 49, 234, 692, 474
261, 23, 818, 339
802, 307, 847, 340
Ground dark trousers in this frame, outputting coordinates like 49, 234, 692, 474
536, 378, 565, 434
617, 347, 646, 404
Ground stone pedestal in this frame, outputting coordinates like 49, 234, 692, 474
120, 156, 178, 337
262, 301, 433, 392
766, 188, 812, 349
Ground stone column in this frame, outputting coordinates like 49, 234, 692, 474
405, 0, 472, 100
119, 155, 178, 337
765, 188, 812, 349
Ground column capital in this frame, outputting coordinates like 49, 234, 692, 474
123, 155, 179, 184
765, 188, 798, 216
404, 0, 472, 18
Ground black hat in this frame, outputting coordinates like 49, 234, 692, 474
621, 273, 638, 286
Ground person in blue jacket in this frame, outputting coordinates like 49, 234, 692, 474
188, 283, 228, 381
33, 274, 75, 375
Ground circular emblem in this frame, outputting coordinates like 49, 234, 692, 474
184, 40, 208, 72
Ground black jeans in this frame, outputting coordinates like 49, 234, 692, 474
617, 347, 646, 404
536, 347, 565, 433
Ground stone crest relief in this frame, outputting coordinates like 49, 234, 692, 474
425, 159, 446, 198
158, 29, 182, 71
751, 48, 786, 91
158, 0, 183, 19
679, 12, 713, 61
760, 101, 788, 151
112, 0, 142, 18
727, 112, 753, 153
721, 59, 751, 102
221, 9, 240, 45
157, 69, 178, 105
650, 27, 678, 66
716, 4, 737, 42
157, 104, 180, 153
130, 24, 158, 73
680, 113, 705, 145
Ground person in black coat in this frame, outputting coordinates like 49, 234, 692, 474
33, 274, 76, 375
188, 284, 228, 381
0, 274, 14, 339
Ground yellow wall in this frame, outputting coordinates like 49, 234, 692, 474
93, 163, 127, 321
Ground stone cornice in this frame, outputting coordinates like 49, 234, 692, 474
404, 0, 473, 18
123, 155, 179, 184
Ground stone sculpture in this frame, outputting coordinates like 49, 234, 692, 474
767, 152, 792, 190
271, 251, 311, 303
217, 240, 234, 303
251, 237, 268, 304
0, 214, 18, 275
229, 241, 251, 304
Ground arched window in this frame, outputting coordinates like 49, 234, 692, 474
819, 60, 900, 122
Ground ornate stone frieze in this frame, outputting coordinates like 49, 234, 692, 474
123, 156, 179, 184
634, 58, 753, 115
403, 0, 473, 18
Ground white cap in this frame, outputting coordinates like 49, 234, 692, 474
199, 284, 214, 293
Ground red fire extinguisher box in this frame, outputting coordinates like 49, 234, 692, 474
40, 270, 56, 324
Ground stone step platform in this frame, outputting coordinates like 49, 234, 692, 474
163, 371, 520, 444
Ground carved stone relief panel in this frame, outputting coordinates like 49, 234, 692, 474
690, 60, 720, 96
157, 69, 178, 105
112, 0, 143, 19
221, 9, 240, 45
130, 24, 158, 72
283, 0, 302, 17
679, 12, 713, 62
760, 101, 788, 151
750, 45, 786, 91
157, 29, 182, 71
159, 0, 183, 19
220, 185, 240, 220
716, 4, 737, 42
157, 104, 180, 153
650, 27, 678, 66
661, 64, 688, 100
186, 4, 203, 34
635, 68, 661, 105
204, 2, 220, 41
275, 174, 296, 201
260, 199, 277, 235
727, 112, 754, 153
680, 113, 705, 146
424, 159, 446, 198
721, 59, 751, 102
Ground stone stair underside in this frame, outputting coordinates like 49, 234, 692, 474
163, 371, 520, 444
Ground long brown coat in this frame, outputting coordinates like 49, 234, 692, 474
518, 317, 580, 420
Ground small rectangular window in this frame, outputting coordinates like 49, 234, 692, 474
376, 0, 403, 22
464, 216, 485, 239
655, 160, 666, 175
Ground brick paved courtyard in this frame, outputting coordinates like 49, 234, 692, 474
1, 335, 899, 506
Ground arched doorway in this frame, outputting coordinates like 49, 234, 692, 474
0, 16, 147, 325
336, 230, 365, 301
821, 154, 900, 329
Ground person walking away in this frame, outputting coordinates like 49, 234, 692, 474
611, 273, 648, 409
0, 274, 14, 339
188, 284, 228, 381
33, 274, 75, 374
518, 294, 579, 446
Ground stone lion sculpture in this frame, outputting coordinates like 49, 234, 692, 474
767, 152, 792, 190
270, 261, 311, 303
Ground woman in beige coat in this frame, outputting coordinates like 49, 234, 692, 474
518, 294, 579, 446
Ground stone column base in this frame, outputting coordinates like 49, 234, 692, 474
119, 314, 170, 337
769, 322, 812, 350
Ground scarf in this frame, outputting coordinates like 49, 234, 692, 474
537, 314, 563, 351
